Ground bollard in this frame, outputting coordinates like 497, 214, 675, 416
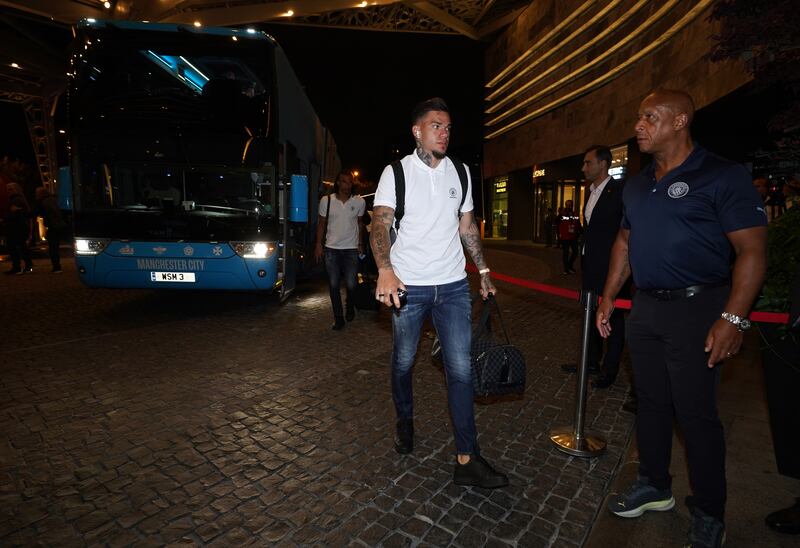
550, 290, 607, 457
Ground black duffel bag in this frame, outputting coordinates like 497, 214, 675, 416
431, 294, 526, 398
471, 295, 526, 397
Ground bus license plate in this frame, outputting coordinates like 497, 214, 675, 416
151, 271, 196, 283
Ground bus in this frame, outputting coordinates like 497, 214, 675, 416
69, 19, 339, 298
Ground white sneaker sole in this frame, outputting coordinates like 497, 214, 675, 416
612, 496, 675, 518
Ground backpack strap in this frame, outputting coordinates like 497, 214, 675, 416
391, 156, 468, 231
323, 194, 332, 246
390, 160, 405, 231
449, 156, 469, 218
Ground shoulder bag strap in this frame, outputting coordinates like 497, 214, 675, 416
390, 160, 405, 231
323, 194, 331, 246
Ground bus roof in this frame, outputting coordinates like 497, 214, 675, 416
77, 19, 275, 43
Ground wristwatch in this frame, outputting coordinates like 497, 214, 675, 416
478, 268, 491, 275
720, 312, 752, 332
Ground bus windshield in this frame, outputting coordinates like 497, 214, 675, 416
71, 23, 278, 239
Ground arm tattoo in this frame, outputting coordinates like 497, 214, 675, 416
460, 218, 486, 269
370, 206, 395, 270
416, 147, 434, 167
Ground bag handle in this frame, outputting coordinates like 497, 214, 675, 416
474, 294, 510, 345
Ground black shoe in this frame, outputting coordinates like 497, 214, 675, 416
622, 398, 638, 414
453, 454, 509, 489
4, 268, 21, 275
560, 363, 600, 374
52, 266, 63, 273
685, 505, 725, 547
766, 498, 800, 534
394, 418, 413, 455
568, 268, 577, 274
332, 318, 345, 331
593, 374, 617, 389
345, 308, 355, 322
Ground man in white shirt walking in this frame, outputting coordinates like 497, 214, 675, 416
370, 97, 508, 489
315, 171, 365, 330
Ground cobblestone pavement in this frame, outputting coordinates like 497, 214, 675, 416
1, 243, 635, 546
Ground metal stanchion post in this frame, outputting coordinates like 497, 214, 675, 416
550, 290, 607, 457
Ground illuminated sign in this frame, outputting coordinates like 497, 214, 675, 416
495, 181, 507, 192
533, 168, 546, 178
609, 166, 625, 179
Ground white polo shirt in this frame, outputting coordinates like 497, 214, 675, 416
319, 194, 365, 250
374, 152, 473, 285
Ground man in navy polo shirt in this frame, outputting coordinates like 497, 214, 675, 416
595, 89, 767, 547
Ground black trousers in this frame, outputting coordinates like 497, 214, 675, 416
761, 323, 800, 479
627, 286, 729, 520
7, 231, 32, 270
588, 306, 625, 378
561, 240, 578, 271
46, 227, 63, 270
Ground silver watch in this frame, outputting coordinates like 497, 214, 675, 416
720, 312, 751, 332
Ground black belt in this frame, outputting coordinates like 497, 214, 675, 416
641, 282, 729, 301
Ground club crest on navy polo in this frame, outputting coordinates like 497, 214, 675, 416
621, 146, 767, 290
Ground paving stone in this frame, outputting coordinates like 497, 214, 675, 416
0, 246, 637, 547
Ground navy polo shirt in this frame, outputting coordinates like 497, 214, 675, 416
621, 146, 766, 290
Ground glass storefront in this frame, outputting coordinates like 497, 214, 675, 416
491, 178, 508, 238
492, 144, 630, 243
609, 144, 628, 180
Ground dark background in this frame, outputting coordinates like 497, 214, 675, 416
261, 24, 486, 182
0, 23, 486, 186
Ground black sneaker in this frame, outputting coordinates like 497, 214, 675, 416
4, 268, 21, 276
345, 308, 355, 322
608, 476, 675, 517
685, 506, 726, 547
394, 418, 413, 455
331, 317, 345, 331
453, 455, 508, 489
52, 267, 63, 273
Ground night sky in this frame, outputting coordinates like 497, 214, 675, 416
0, 22, 486, 186
261, 24, 486, 182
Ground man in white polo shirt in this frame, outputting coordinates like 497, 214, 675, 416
315, 171, 366, 330
370, 97, 508, 489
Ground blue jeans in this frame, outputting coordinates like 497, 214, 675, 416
324, 248, 359, 320
391, 277, 478, 455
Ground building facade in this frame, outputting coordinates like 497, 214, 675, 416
482, 0, 751, 241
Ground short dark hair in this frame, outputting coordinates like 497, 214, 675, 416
585, 145, 612, 168
411, 97, 450, 125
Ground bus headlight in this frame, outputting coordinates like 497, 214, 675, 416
231, 241, 276, 259
75, 238, 110, 255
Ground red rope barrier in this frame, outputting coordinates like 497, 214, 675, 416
467, 264, 790, 324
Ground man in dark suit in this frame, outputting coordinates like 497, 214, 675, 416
581, 145, 626, 388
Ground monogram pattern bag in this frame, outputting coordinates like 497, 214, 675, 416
471, 295, 526, 397
430, 295, 526, 398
